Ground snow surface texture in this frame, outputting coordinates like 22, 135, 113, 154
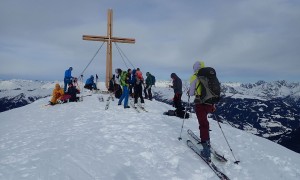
1, 93, 300, 179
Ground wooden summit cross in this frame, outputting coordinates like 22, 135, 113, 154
83, 9, 135, 89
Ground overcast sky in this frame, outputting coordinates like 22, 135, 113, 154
1, 0, 299, 83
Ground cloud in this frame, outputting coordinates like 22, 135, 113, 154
0, 0, 299, 82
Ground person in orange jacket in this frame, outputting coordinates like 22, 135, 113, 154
49, 83, 65, 105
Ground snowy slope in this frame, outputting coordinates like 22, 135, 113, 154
1, 79, 300, 154
1, 94, 300, 180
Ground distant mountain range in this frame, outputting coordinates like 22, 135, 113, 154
1, 79, 299, 154
218, 80, 300, 153
0, 79, 54, 112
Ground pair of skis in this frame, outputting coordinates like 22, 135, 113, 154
97, 94, 114, 110
187, 129, 227, 162
187, 129, 230, 180
130, 101, 148, 113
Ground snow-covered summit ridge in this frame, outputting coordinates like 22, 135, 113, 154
0, 93, 300, 180
1, 79, 299, 154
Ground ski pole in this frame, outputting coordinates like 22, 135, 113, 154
213, 114, 240, 164
178, 95, 190, 141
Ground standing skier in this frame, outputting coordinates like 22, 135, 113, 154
144, 72, 154, 100
170, 73, 183, 114
114, 68, 122, 98
64, 67, 73, 92
189, 61, 216, 162
132, 69, 145, 108
118, 69, 131, 108
127, 69, 134, 98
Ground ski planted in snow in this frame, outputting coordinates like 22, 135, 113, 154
98, 96, 104, 102
105, 96, 111, 110
110, 94, 114, 101
187, 129, 227, 162
187, 140, 230, 180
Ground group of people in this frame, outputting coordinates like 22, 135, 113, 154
51, 61, 216, 163
109, 68, 155, 109
49, 67, 80, 105
51, 66, 103, 106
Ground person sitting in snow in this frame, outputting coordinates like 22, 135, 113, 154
49, 83, 65, 105
66, 83, 80, 102
84, 75, 98, 91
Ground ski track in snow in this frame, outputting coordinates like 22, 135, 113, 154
0, 93, 300, 180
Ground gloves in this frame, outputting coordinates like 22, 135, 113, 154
212, 104, 216, 112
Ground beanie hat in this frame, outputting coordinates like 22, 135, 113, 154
170, 73, 176, 79
193, 61, 205, 73
132, 69, 136, 76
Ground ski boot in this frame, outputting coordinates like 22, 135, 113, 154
201, 141, 211, 162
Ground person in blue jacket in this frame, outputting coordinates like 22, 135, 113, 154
64, 67, 73, 92
84, 75, 98, 90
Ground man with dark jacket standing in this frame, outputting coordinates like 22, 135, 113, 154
144, 72, 154, 100
170, 73, 183, 113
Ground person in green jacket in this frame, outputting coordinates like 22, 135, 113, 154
118, 69, 131, 108
144, 72, 154, 100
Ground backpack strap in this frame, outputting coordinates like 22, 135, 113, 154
194, 72, 201, 92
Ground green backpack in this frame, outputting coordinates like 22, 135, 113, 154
120, 71, 128, 86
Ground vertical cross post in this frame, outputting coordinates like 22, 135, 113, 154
83, 9, 135, 89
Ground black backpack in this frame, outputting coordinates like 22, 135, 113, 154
151, 75, 156, 86
108, 78, 114, 92
196, 67, 221, 104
